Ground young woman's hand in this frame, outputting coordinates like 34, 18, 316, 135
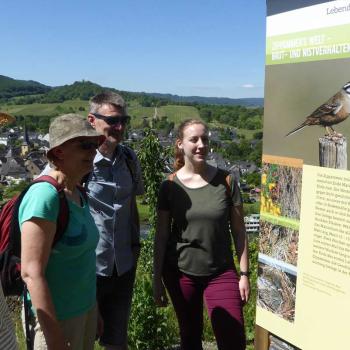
239, 275, 250, 303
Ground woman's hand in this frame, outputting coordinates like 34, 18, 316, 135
239, 275, 250, 303
153, 279, 168, 307
51, 337, 71, 350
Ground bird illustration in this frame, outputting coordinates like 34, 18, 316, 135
286, 81, 350, 137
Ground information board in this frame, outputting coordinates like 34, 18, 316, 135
256, 1, 350, 348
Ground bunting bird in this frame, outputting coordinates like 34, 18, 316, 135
285, 81, 350, 137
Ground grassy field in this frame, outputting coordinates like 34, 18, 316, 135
128, 104, 201, 128
0, 100, 261, 143
0, 100, 88, 116
208, 120, 261, 139
0, 100, 200, 128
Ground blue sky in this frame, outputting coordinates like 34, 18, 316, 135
0, 0, 266, 98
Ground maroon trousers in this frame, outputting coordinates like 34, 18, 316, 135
163, 267, 245, 350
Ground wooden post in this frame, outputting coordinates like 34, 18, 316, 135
319, 136, 347, 169
254, 325, 269, 350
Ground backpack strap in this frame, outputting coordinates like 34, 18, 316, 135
224, 173, 232, 199
76, 184, 88, 203
165, 173, 177, 205
80, 172, 91, 187
33, 176, 69, 246
121, 145, 137, 184
10, 176, 69, 253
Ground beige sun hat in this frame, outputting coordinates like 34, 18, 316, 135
47, 113, 104, 156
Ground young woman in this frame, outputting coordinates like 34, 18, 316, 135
20, 114, 104, 350
153, 119, 249, 350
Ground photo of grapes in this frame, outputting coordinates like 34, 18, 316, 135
258, 263, 296, 323
261, 162, 303, 220
259, 221, 298, 266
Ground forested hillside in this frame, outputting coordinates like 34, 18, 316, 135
0, 75, 50, 99
149, 92, 263, 107
0, 75, 263, 107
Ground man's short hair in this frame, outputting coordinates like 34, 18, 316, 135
89, 91, 127, 115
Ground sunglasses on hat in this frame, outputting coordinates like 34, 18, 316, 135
91, 113, 130, 126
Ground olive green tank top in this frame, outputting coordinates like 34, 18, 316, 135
157, 169, 242, 276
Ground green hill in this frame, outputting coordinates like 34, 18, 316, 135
0, 100, 88, 116
41, 81, 105, 102
149, 93, 263, 107
2, 79, 165, 107
0, 75, 263, 107
0, 75, 50, 99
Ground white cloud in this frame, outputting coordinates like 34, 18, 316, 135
242, 84, 255, 89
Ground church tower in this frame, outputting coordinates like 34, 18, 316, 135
21, 121, 30, 157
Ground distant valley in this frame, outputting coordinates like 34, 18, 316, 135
0, 75, 263, 107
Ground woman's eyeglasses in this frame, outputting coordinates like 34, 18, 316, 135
77, 140, 99, 150
91, 113, 130, 126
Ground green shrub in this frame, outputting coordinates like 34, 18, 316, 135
129, 131, 178, 349
244, 237, 258, 344
129, 239, 178, 350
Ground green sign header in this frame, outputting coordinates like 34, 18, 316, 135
266, 23, 350, 65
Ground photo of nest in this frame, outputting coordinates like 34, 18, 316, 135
258, 263, 296, 323
261, 163, 302, 219
269, 334, 300, 350
259, 221, 298, 266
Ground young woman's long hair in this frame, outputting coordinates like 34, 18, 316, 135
173, 119, 208, 171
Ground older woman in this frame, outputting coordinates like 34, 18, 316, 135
20, 114, 104, 350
